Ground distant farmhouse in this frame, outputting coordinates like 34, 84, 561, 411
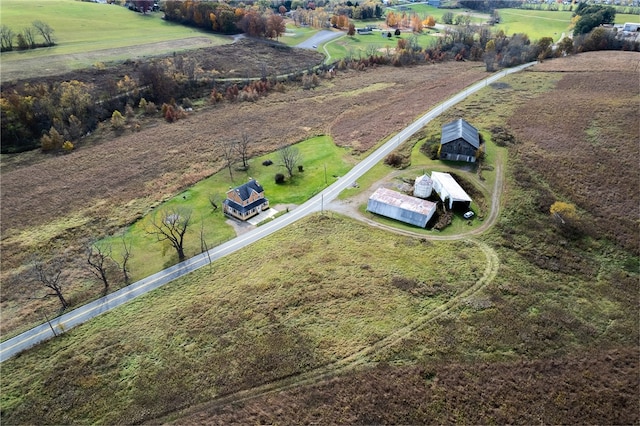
223, 179, 269, 221
367, 187, 437, 228
439, 118, 482, 163
431, 171, 472, 210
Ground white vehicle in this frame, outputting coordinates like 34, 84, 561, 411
463, 211, 474, 219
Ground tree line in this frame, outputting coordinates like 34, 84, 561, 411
0, 20, 55, 52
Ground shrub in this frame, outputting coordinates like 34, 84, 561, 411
111, 110, 125, 130
275, 173, 285, 184
144, 101, 157, 115
262, 159, 273, 166
62, 140, 74, 152
40, 127, 64, 151
419, 137, 440, 160
384, 152, 406, 168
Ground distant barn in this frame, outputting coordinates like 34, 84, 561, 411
431, 171, 472, 210
367, 187, 437, 228
439, 118, 482, 163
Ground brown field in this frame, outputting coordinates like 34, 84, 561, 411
509, 52, 640, 255
171, 347, 639, 425
1, 48, 638, 425
0, 44, 487, 337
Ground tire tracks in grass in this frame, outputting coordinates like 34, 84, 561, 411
158, 239, 499, 424
158, 158, 505, 423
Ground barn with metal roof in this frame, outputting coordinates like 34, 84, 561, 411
367, 187, 437, 228
439, 118, 481, 163
431, 171, 472, 210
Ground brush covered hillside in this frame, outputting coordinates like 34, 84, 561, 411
1, 51, 639, 424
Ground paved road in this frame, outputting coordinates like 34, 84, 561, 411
0, 61, 536, 363
296, 30, 344, 49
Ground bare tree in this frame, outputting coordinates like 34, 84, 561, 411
87, 242, 112, 294
147, 207, 192, 262
234, 132, 254, 170
33, 258, 68, 310
278, 145, 302, 178
23, 26, 36, 48
111, 232, 133, 284
0, 25, 14, 51
32, 20, 54, 46
217, 139, 237, 182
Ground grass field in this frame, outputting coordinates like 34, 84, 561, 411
102, 136, 354, 281
1, 51, 638, 425
324, 29, 439, 61
0, 0, 228, 61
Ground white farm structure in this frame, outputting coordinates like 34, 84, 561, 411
414, 174, 433, 198
430, 171, 472, 210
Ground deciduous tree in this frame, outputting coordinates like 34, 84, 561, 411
217, 139, 237, 181
279, 145, 301, 178
234, 132, 253, 170
348, 22, 356, 36
32, 20, 54, 46
32, 257, 68, 311
110, 232, 133, 284
266, 12, 286, 39
147, 207, 193, 262
87, 242, 112, 294
0, 25, 14, 51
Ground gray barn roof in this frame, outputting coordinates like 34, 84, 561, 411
441, 118, 480, 149
367, 187, 437, 228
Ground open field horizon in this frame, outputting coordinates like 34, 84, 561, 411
0, 0, 638, 422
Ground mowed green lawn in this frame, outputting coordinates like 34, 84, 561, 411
0, 0, 228, 61
102, 135, 354, 281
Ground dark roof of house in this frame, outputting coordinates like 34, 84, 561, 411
440, 118, 480, 149
223, 197, 268, 214
227, 179, 264, 201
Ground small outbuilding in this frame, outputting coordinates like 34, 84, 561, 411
439, 118, 482, 163
414, 174, 433, 199
223, 179, 269, 221
367, 187, 437, 228
431, 171, 472, 210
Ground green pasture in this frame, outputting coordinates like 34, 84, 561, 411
102, 135, 354, 281
0, 0, 228, 62
496, 9, 573, 41
324, 29, 438, 61
278, 23, 319, 46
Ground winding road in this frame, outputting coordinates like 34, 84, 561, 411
0, 61, 536, 363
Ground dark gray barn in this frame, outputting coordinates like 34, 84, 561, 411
439, 118, 481, 163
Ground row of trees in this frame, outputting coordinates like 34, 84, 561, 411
0, 21, 55, 52
572, 3, 616, 35
237, 10, 287, 39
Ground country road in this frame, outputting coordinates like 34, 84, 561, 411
0, 61, 536, 363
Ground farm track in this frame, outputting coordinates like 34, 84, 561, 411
159, 239, 500, 424
158, 156, 506, 424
